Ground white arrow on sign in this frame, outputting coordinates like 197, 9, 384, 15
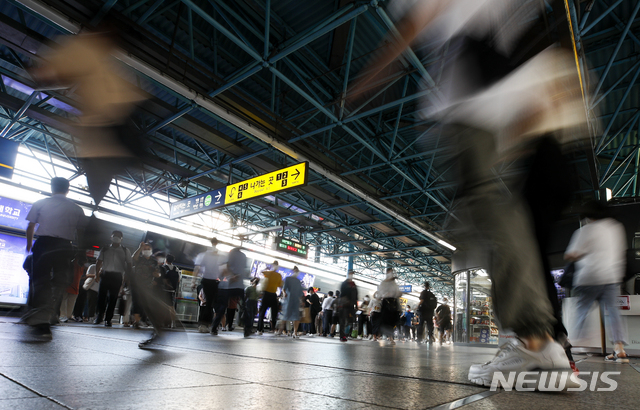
215, 191, 222, 203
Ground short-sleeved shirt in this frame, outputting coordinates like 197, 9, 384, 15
194, 250, 226, 280
98, 245, 132, 273
369, 298, 382, 313
403, 311, 415, 326
26, 194, 85, 241
322, 296, 334, 311
225, 248, 248, 290
566, 218, 627, 286
262, 270, 282, 293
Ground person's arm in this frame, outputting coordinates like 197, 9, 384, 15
26, 222, 36, 253
191, 265, 202, 290
95, 259, 103, 281
564, 229, 585, 262
348, 0, 448, 103
132, 242, 144, 262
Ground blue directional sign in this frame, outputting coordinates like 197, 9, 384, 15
169, 187, 226, 219
0, 138, 19, 179
398, 285, 412, 293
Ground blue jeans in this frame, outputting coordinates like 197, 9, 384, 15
322, 309, 333, 335
574, 284, 626, 345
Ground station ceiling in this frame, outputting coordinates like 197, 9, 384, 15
0, 0, 632, 291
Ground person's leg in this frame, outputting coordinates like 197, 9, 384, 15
257, 297, 267, 332
601, 284, 628, 359
244, 300, 256, 336
59, 292, 70, 320
226, 308, 236, 330
87, 290, 98, 319
211, 289, 229, 334
104, 273, 123, 325
73, 287, 86, 320
267, 293, 278, 331
454, 127, 555, 345
95, 276, 108, 323
22, 238, 56, 327
426, 313, 435, 342
310, 310, 317, 334
572, 286, 599, 340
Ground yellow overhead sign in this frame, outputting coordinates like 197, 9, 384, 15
225, 162, 308, 204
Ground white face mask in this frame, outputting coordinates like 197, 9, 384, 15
141, 250, 152, 258
157, 258, 166, 264
111, 236, 122, 244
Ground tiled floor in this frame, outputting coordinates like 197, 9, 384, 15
0, 318, 638, 410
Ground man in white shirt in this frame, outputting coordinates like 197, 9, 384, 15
321, 291, 335, 337
94, 230, 132, 326
22, 177, 85, 340
192, 238, 225, 333
565, 200, 628, 362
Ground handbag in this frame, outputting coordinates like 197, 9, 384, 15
559, 262, 575, 289
82, 277, 94, 291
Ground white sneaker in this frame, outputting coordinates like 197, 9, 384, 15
357, 336, 363, 340
257, 331, 263, 336
468, 339, 572, 388
197, 325, 208, 333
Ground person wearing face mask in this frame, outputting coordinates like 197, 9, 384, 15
377, 268, 402, 345
357, 295, 371, 339
94, 231, 132, 327
160, 254, 180, 308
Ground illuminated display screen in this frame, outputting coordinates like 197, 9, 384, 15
272, 236, 309, 258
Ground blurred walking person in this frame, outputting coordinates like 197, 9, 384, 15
338, 270, 358, 342
22, 177, 85, 341
564, 200, 629, 363
321, 291, 335, 337
353, 0, 587, 385
192, 238, 224, 333
257, 261, 282, 335
417, 282, 437, 343
377, 268, 401, 345
282, 267, 305, 338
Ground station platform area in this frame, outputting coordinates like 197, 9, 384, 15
1, 318, 639, 410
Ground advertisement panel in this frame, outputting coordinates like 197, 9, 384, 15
0, 196, 32, 230
0, 233, 29, 304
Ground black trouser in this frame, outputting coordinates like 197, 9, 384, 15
257, 291, 278, 332
73, 278, 87, 318
418, 310, 434, 342
310, 308, 319, 334
85, 289, 98, 318
244, 299, 258, 336
339, 308, 355, 339
370, 311, 382, 336
22, 237, 73, 327
199, 278, 219, 326
322, 309, 333, 335
381, 298, 399, 338
212, 288, 244, 330
96, 271, 123, 323
357, 313, 370, 336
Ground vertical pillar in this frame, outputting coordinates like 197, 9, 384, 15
347, 243, 353, 276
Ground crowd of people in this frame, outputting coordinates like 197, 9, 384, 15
33, 226, 453, 347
